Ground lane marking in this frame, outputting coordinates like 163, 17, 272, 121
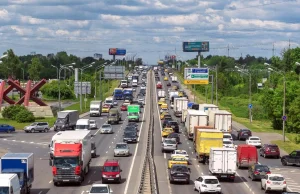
164, 153, 166, 159
81, 191, 84, 194
49, 180, 52, 184
38, 191, 42, 194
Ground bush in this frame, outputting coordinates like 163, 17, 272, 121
41, 81, 75, 100
2, 105, 28, 120
15, 109, 35, 123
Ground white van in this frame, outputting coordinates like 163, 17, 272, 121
105, 96, 114, 107
75, 119, 90, 130
132, 80, 138, 87
0, 174, 21, 194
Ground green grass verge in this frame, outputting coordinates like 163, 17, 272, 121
271, 140, 300, 154
0, 117, 57, 130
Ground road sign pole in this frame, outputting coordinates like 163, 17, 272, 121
198, 51, 201, 68
211, 74, 214, 104
193, 84, 196, 102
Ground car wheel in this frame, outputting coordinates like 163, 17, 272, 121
31, 129, 35, 133
6, 130, 11, 133
263, 153, 266, 158
261, 183, 264, 190
282, 159, 287, 166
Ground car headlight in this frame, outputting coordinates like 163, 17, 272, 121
62, 125, 65, 128
103, 175, 107, 177
116, 174, 120, 178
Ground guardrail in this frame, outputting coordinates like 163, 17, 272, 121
137, 70, 159, 194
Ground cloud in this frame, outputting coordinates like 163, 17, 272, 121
0, 0, 299, 63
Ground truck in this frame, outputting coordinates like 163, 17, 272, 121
89, 101, 102, 117
185, 110, 208, 140
49, 130, 92, 186
108, 108, 121, 124
199, 103, 219, 113
208, 110, 232, 132
127, 105, 140, 122
171, 76, 178, 82
113, 88, 123, 100
193, 126, 215, 145
236, 145, 258, 169
132, 74, 139, 81
174, 98, 188, 117
0, 153, 34, 194
209, 148, 237, 181
0, 174, 21, 194
132, 79, 138, 87
195, 129, 223, 163
120, 80, 128, 88
54, 110, 79, 131
181, 109, 188, 123
123, 89, 133, 102
75, 119, 90, 130
157, 90, 165, 99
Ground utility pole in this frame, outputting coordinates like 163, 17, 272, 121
272, 43, 275, 57
211, 74, 214, 104
249, 73, 252, 123
215, 64, 218, 105
227, 44, 230, 57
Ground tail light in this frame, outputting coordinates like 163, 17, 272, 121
283, 181, 286, 184
75, 166, 81, 175
254, 171, 260, 175
266, 148, 270, 152
266, 171, 271, 174
52, 167, 57, 175
267, 180, 271, 184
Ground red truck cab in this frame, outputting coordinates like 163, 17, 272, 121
102, 159, 122, 183
237, 144, 258, 169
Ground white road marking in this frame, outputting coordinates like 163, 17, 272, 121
30, 142, 34, 143
109, 146, 111, 148
81, 191, 84, 194
164, 153, 166, 159
106, 151, 108, 154
3, 139, 7, 140
49, 180, 52, 183
38, 191, 42, 194
12, 140, 16, 141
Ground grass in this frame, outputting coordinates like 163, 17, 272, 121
0, 117, 57, 130
271, 140, 300, 154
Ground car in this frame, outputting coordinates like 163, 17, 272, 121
246, 136, 262, 147
171, 150, 189, 160
160, 112, 171, 120
156, 82, 162, 89
161, 138, 177, 152
155, 77, 160, 81
114, 142, 130, 157
162, 117, 173, 128
166, 121, 179, 133
166, 82, 171, 86
237, 129, 252, 140
138, 97, 145, 105
140, 85, 146, 90
100, 124, 113, 134
281, 150, 300, 166
89, 120, 97, 129
102, 159, 122, 183
164, 76, 168, 81
168, 155, 188, 168
261, 174, 287, 192
127, 122, 139, 129
138, 101, 144, 108
24, 122, 50, 133
88, 184, 113, 194
123, 131, 138, 143
248, 164, 271, 181
259, 144, 280, 158
91, 142, 97, 158
194, 175, 222, 193
223, 139, 235, 148
169, 164, 190, 184
167, 133, 180, 144
120, 104, 127, 111
102, 104, 111, 113
162, 128, 174, 137
124, 126, 138, 133
123, 100, 131, 106
0, 124, 15, 133
158, 98, 165, 106
223, 133, 233, 142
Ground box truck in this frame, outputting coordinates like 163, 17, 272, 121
0, 153, 34, 194
181, 109, 188, 123
0, 174, 21, 194
54, 110, 79, 131
193, 126, 215, 146
89, 101, 102, 117
157, 90, 166, 99
49, 131, 92, 186
185, 110, 208, 140
199, 103, 219, 113
171, 76, 178, 82
174, 98, 188, 117
75, 119, 90, 130
208, 110, 232, 132
113, 88, 124, 100
127, 105, 140, 122
209, 148, 237, 181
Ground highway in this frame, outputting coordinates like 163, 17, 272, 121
0, 73, 150, 194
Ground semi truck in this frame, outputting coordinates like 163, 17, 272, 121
89, 101, 102, 117
54, 110, 79, 131
49, 131, 92, 186
208, 110, 232, 132
113, 88, 123, 100
181, 109, 188, 123
195, 129, 223, 164
209, 148, 237, 181
0, 153, 34, 194
174, 98, 188, 117
185, 110, 208, 140
199, 103, 219, 113
127, 105, 140, 122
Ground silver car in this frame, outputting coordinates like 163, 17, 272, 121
138, 97, 145, 105
24, 122, 50, 133
161, 138, 177, 153
89, 120, 97, 129
114, 143, 130, 157
100, 124, 113, 134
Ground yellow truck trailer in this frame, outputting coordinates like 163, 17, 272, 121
195, 129, 223, 164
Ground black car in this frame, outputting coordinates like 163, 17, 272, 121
167, 133, 180, 144
281, 150, 300, 166
248, 164, 270, 181
162, 117, 173, 128
123, 131, 138, 143
237, 129, 252, 140
140, 89, 146, 95
126, 124, 139, 131
167, 82, 171, 86
166, 121, 180, 133
124, 126, 138, 133
169, 164, 190, 184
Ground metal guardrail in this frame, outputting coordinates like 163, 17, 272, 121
137, 70, 159, 194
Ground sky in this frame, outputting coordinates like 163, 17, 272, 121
0, 0, 300, 64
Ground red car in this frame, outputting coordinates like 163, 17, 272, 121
156, 82, 162, 89
102, 159, 122, 183
259, 144, 280, 158
120, 104, 127, 111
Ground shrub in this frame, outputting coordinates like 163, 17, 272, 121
15, 109, 35, 123
41, 81, 75, 100
2, 105, 28, 120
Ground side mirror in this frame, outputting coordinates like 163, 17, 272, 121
49, 159, 53, 166
120, 169, 123, 172
48, 144, 50, 148
188, 168, 191, 171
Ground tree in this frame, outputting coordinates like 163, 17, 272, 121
28, 57, 43, 80
1, 49, 21, 79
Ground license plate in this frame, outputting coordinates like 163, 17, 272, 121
63, 180, 70, 182
271, 150, 276, 152
108, 179, 114, 180
273, 182, 280, 185
177, 174, 183, 175
221, 175, 227, 178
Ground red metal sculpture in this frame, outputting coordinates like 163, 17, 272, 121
0, 79, 47, 110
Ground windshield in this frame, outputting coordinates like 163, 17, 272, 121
116, 144, 128, 149
109, 113, 117, 116
250, 137, 260, 140
173, 157, 185, 161
90, 108, 99, 111
90, 121, 95, 124
90, 186, 109, 193
102, 125, 111, 128
255, 165, 269, 171
0, 187, 9, 194
30, 122, 38, 126
223, 141, 232, 145
223, 134, 231, 138
204, 179, 219, 184
176, 151, 187, 155
128, 112, 138, 116
105, 100, 113, 104
164, 139, 176, 144
76, 125, 88, 129
124, 132, 136, 137
172, 166, 188, 172
269, 176, 284, 181
53, 157, 79, 168
103, 166, 119, 172
169, 122, 177, 125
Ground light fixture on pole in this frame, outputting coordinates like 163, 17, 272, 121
79, 62, 94, 112
51, 65, 59, 79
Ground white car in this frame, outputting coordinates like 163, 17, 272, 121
89, 120, 97, 129
171, 150, 189, 161
89, 184, 113, 194
246, 136, 262, 147
223, 139, 235, 148
113, 100, 118, 106
141, 85, 146, 90
123, 100, 131, 106
261, 174, 287, 193
194, 175, 222, 194
100, 124, 113, 134
223, 133, 233, 142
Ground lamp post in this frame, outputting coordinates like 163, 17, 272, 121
95, 62, 107, 100
21, 68, 25, 81
58, 63, 75, 111
51, 65, 59, 79
265, 63, 286, 142
79, 62, 94, 112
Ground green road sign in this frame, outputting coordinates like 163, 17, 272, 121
191, 74, 208, 79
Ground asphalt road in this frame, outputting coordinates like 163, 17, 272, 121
0, 73, 150, 194
153, 70, 300, 194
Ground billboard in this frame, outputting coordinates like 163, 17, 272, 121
109, 48, 126, 55
182, 42, 209, 52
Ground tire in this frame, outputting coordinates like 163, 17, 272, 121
186, 179, 190, 184
118, 176, 122, 183
7, 130, 11, 133
54, 182, 58, 186
282, 159, 287, 166
263, 153, 266, 158
31, 129, 35, 133
261, 183, 264, 190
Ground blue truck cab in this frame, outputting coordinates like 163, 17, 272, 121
0, 153, 34, 194
113, 88, 124, 100
123, 89, 133, 102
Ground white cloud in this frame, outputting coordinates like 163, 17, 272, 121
0, 9, 11, 21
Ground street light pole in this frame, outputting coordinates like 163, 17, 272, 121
249, 73, 252, 123
79, 63, 95, 112
216, 64, 218, 105
51, 65, 59, 79
283, 75, 286, 142
21, 68, 25, 81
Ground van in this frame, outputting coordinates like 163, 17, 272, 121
132, 80, 138, 87
0, 174, 21, 194
105, 96, 114, 107
102, 159, 122, 183
108, 108, 121, 124
236, 144, 258, 169
75, 119, 90, 130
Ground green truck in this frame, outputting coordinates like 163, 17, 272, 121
127, 105, 140, 122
